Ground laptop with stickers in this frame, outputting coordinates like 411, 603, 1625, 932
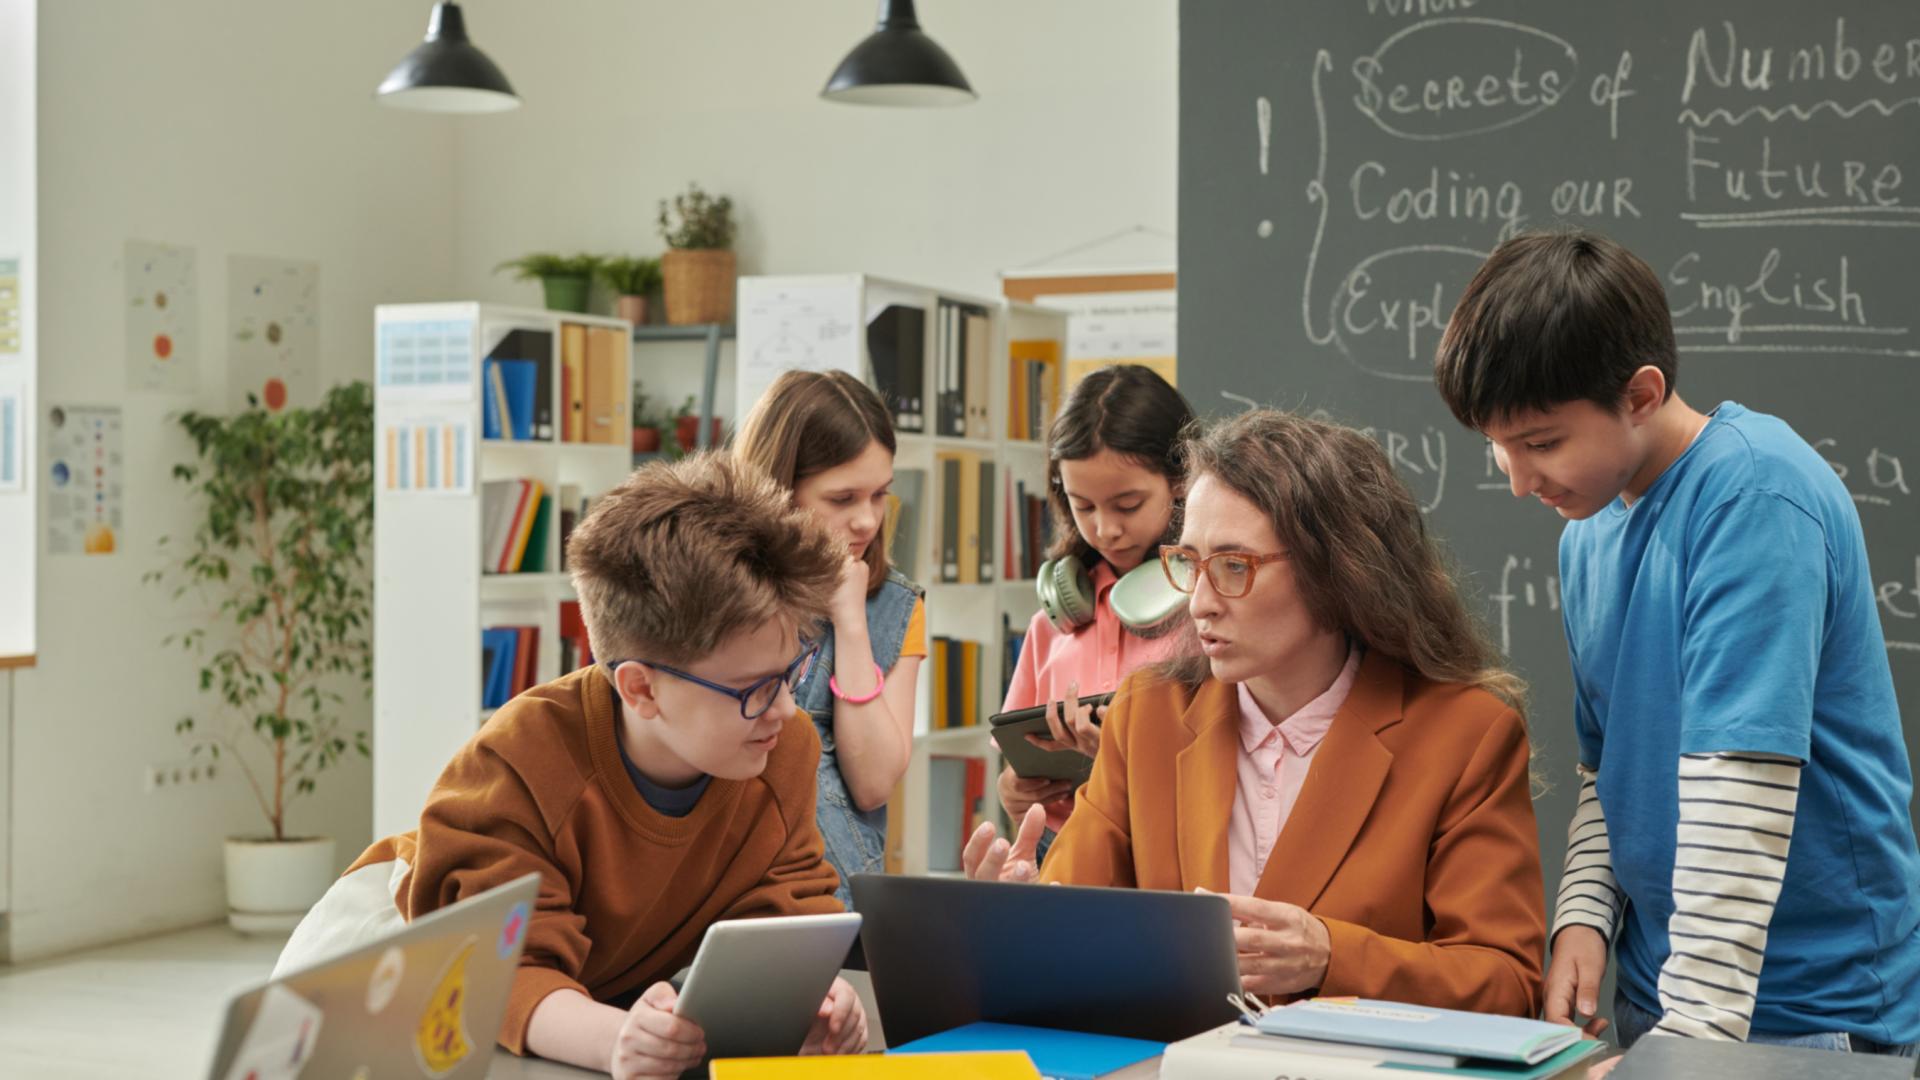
205, 872, 541, 1080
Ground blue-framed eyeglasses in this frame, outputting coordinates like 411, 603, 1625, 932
603, 640, 821, 720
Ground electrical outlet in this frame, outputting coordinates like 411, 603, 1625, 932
145, 758, 218, 793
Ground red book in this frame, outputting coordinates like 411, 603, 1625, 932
497, 480, 535, 573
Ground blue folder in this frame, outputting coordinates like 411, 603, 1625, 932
482, 359, 537, 441
891, 1021, 1164, 1080
482, 628, 518, 708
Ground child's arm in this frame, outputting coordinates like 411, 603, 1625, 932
1650, 492, 1820, 1040
827, 574, 920, 810
1543, 765, 1622, 1033
1649, 752, 1800, 1041
527, 984, 706, 1079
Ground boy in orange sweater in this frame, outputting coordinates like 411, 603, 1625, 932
276, 453, 866, 1077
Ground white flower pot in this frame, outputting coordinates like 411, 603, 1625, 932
224, 835, 337, 934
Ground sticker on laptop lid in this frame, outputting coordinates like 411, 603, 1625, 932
366, 946, 405, 1016
223, 983, 323, 1080
414, 938, 476, 1076
498, 900, 530, 960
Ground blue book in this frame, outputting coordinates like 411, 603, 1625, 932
482, 359, 537, 440
482, 628, 518, 708
1255, 1000, 1579, 1066
891, 1022, 1164, 1080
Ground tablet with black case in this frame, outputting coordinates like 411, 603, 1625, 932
988, 691, 1115, 783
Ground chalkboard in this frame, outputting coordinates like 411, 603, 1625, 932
1178, 0, 1920, 916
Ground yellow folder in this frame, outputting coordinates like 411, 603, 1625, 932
712, 1051, 1041, 1079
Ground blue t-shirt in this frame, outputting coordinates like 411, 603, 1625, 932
1559, 402, 1920, 1043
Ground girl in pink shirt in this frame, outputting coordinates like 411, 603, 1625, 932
998, 365, 1196, 845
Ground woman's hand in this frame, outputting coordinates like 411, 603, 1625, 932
962, 805, 1048, 882
997, 765, 1077, 833
1024, 683, 1103, 759
1209, 890, 1332, 997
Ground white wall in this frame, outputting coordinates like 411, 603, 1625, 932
0, 0, 37, 660
7, 0, 1177, 959
6, 0, 461, 961
447, 0, 1178, 423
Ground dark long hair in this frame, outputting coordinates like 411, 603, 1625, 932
1045, 365, 1196, 569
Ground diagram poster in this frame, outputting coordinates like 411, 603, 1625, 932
229, 255, 319, 413
45, 404, 123, 555
125, 240, 199, 394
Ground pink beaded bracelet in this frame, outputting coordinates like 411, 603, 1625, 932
829, 663, 886, 705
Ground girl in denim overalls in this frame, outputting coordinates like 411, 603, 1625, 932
734, 370, 926, 907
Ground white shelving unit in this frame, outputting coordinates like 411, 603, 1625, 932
738, 275, 1069, 875
371, 302, 632, 839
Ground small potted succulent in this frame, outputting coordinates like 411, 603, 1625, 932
672, 394, 723, 453
599, 255, 663, 327
494, 253, 604, 313
657, 184, 737, 325
630, 383, 664, 455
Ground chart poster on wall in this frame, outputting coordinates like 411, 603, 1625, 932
45, 404, 123, 555
0, 257, 20, 354
379, 402, 474, 496
377, 316, 476, 400
125, 240, 199, 394
736, 276, 862, 411
1039, 289, 1178, 391
228, 255, 319, 414
0, 383, 22, 492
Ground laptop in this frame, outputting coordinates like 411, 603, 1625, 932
206, 872, 541, 1080
850, 873, 1240, 1046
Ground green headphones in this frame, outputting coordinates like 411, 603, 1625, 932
1035, 553, 1188, 636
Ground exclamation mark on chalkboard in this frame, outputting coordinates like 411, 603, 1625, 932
1256, 96, 1273, 239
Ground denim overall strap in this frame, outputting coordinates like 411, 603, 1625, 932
795, 570, 923, 908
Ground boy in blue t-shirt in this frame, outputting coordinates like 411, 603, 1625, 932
1435, 230, 1920, 1061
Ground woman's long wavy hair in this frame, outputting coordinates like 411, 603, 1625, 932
1161, 408, 1526, 714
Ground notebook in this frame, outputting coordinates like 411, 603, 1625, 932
891, 1021, 1164, 1080
1609, 1035, 1917, 1079
1256, 998, 1581, 1065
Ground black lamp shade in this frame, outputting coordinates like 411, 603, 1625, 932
377, 3, 519, 114
822, 0, 975, 106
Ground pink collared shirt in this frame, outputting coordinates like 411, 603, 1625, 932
1228, 647, 1362, 896
1001, 561, 1188, 712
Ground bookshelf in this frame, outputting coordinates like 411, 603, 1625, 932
736, 275, 1070, 876
371, 302, 632, 839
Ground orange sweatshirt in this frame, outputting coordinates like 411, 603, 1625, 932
349, 665, 842, 1054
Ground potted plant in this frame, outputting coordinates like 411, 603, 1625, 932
672, 393, 723, 453
657, 183, 737, 325
599, 255, 663, 327
494, 252, 604, 313
145, 381, 375, 933
631, 382, 663, 454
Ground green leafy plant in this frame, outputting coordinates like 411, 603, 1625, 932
145, 382, 375, 842
657, 184, 737, 250
599, 255, 663, 296
493, 252, 604, 281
